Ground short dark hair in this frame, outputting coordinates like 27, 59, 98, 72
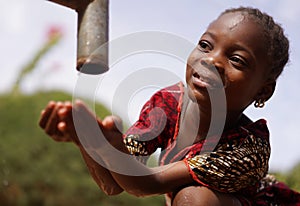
221, 7, 290, 80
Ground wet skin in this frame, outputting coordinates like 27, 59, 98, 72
185, 12, 275, 122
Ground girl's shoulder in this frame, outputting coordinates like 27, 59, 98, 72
158, 82, 184, 99
241, 117, 269, 141
149, 81, 184, 114
219, 116, 270, 149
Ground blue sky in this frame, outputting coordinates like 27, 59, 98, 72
1, 0, 300, 172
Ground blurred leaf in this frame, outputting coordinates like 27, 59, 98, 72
272, 162, 300, 192
12, 26, 63, 95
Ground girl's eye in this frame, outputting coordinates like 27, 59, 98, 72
198, 40, 212, 52
230, 55, 248, 68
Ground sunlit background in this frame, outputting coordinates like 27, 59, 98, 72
1, 0, 299, 174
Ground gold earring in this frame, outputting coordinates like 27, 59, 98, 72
254, 99, 265, 108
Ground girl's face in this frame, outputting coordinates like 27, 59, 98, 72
186, 12, 273, 114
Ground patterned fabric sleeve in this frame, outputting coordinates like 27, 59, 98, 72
185, 132, 270, 193
123, 83, 181, 163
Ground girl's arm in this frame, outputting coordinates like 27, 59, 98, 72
81, 111, 270, 196
69, 101, 194, 196
40, 100, 270, 197
39, 101, 194, 196
111, 160, 193, 196
78, 146, 124, 195
39, 101, 123, 195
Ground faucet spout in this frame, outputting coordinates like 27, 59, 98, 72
48, 0, 109, 74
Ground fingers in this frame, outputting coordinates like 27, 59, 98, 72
73, 100, 123, 132
39, 101, 56, 129
57, 103, 79, 143
57, 104, 73, 131
73, 100, 99, 132
39, 100, 124, 146
57, 121, 67, 132
39, 101, 73, 138
44, 102, 64, 136
72, 101, 123, 147
71, 100, 105, 147
102, 116, 123, 132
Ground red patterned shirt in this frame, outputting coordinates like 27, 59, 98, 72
123, 82, 300, 205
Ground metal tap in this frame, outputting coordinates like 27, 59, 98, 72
48, 0, 109, 74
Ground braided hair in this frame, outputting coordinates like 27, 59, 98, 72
221, 7, 290, 81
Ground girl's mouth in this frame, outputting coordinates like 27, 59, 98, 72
192, 70, 224, 90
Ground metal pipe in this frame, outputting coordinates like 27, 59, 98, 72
47, 0, 109, 74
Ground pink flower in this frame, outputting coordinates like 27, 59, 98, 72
46, 25, 63, 40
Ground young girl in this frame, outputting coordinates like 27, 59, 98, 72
39, 7, 300, 205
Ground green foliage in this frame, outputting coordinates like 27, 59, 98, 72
0, 92, 164, 206
272, 163, 300, 192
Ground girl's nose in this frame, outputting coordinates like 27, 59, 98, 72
200, 56, 224, 74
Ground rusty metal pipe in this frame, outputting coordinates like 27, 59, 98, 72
47, 0, 109, 74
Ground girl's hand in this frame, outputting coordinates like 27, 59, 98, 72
39, 100, 124, 149
39, 100, 125, 195
70, 100, 124, 151
39, 101, 77, 143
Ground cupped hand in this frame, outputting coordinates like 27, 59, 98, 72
39, 100, 81, 144
39, 100, 124, 149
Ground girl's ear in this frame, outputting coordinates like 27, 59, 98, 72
254, 80, 276, 102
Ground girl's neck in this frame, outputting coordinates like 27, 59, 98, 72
189, 101, 246, 140
180, 91, 250, 144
